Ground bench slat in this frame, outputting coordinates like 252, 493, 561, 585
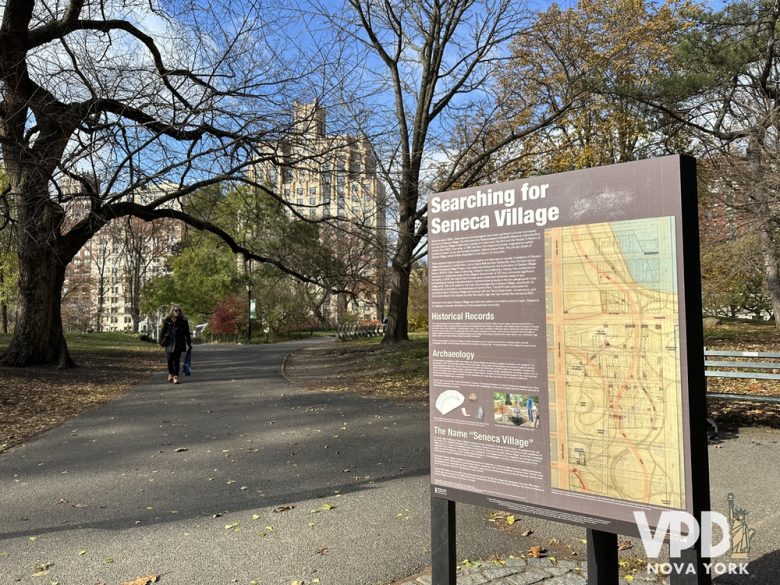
708, 392, 780, 404
704, 349, 780, 358
705, 371, 780, 380
704, 360, 780, 369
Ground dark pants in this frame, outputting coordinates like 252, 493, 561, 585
167, 351, 182, 376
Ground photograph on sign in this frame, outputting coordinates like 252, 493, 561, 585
428, 155, 703, 535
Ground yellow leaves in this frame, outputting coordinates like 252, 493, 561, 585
121, 577, 159, 585
505, 515, 516, 526
31, 561, 54, 577
224, 522, 240, 531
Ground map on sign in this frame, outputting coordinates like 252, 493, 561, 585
545, 217, 685, 508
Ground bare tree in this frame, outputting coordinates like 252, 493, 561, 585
310, 0, 581, 342
0, 0, 339, 366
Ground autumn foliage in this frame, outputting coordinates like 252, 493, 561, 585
209, 294, 246, 336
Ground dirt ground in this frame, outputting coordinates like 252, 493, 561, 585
283, 338, 429, 402
0, 349, 162, 453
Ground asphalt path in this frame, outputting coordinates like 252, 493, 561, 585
1, 340, 778, 584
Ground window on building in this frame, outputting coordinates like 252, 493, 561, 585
323, 173, 331, 184
296, 187, 303, 196
338, 209, 346, 219
309, 209, 317, 219
352, 206, 360, 216
336, 185, 345, 196
352, 193, 360, 202
309, 186, 317, 195
283, 167, 293, 182
337, 195, 345, 208
309, 196, 317, 206
297, 198, 304, 206
323, 185, 331, 203
284, 187, 290, 196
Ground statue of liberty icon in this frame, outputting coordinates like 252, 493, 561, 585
728, 493, 755, 559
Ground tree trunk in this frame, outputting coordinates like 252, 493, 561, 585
2, 243, 74, 367
759, 224, 780, 329
384, 259, 411, 342
0, 269, 7, 333
1, 178, 75, 367
383, 218, 415, 343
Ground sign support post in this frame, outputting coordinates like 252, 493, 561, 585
586, 529, 618, 585
431, 497, 456, 585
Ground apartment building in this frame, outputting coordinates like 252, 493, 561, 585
250, 101, 388, 322
62, 182, 185, 334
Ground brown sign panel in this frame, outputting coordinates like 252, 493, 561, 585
428, 155, 707, 535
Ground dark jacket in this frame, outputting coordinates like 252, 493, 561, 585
159, 317, 191, 353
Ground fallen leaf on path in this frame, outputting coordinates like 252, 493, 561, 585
273, 505, 295, 513
527, 545, 546, 558
316, 546, 328, 556
618, 540, 633, 551
121, 576, 159, 585
31, 562, 54, 577
224, 522, 240, 530
522, 530, 533, 537
174, 448, 188, 452
506, 514, 516, 525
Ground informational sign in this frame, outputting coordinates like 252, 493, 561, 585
428, 155, 707, 535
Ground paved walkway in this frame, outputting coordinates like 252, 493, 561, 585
1, 340, 777, 584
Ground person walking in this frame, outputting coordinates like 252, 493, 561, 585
159, 304, 192, 384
